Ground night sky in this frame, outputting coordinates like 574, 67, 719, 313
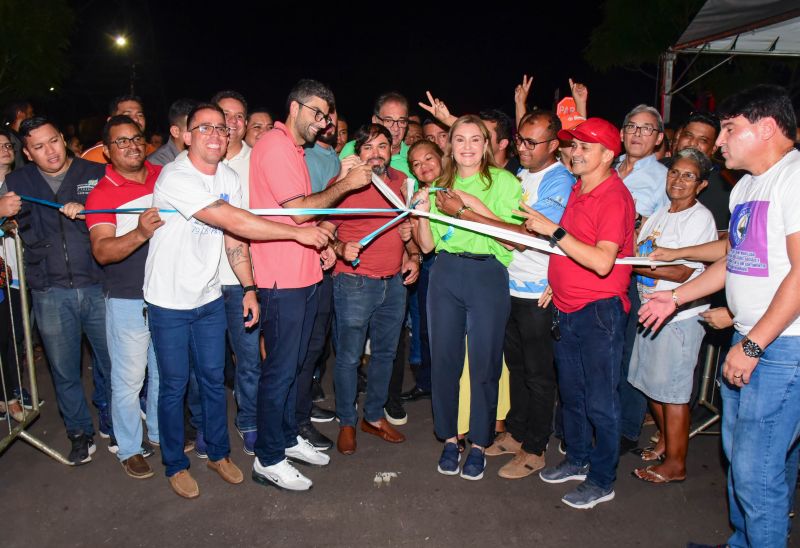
51, 1, 671, 141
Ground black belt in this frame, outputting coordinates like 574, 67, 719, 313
449, 251, 493, 261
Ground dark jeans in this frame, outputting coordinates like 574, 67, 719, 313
148, 297, 230, 477
32, 285, 111, 436
221, 285, 261, 433
255, 284, 319, 466
297, 272, 333, 426
619, 278, 647, 441
429, 252, 510, 447
555, 297, 626, 490
334, 273, 406, 425
504, 296, 556, 455
0, 288, 22, 394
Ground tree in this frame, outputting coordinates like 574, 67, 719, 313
0, 0, 75, 105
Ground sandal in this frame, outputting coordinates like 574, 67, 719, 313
631, 446, 665, 462
632, 465, 685, 484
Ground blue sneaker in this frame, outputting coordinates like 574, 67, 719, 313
561, 480, 615, 509
460, 447, 486, 480
194, 430, 208, 459
13, 387, 43, 410
238, 429, 256, 456
98, 405, 112, 440
437, 442, 461, 475
539, 458, 589, 484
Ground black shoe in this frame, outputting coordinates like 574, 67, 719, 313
310, 405, 336, 423
311, 379, 325, 403
68, 433, 96, 465
298, 423, 333, 451
141, 440, 156, 458
400, 386, 431, 402
619, 436, 639, 456
383, 399, 408, 426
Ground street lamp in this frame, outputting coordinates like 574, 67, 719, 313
114, 35, 127, 48
112, 34, 135, 95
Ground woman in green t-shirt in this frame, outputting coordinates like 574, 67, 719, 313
412, 115, 522, 480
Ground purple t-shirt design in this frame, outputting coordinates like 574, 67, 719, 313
727, 200, 769, 277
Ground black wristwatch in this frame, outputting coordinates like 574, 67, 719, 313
741, 337, 764, 358
243, 285, 258, 295
549, 226, 567, 248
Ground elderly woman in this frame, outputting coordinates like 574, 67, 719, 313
628, 147, 717, 483
412, 115, 521, 480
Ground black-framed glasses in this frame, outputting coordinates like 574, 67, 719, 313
376, 116, 409, 129
623, 123, 659, 136
667, 168, 699, 183
189, 124, 231, 137
0, 143, 14, 151
111, 135, 146, 149
514, 135, 556, 150
297, 102, 331, 125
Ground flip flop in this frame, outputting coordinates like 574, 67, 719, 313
631, 446, 665, 462
631, 465, 686, 484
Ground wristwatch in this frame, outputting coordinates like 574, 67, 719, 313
549, 226, 567, 248
741, 337, 764, 358
243, 285, 258, 296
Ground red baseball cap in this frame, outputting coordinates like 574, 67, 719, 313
557, 117, 622, 157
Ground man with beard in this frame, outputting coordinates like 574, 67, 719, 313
320, 124, 419, 455
249, 79, 374, 491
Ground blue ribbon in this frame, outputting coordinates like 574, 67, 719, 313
351, 211, 410, 267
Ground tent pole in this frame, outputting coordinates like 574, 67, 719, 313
660, 51, 676, 123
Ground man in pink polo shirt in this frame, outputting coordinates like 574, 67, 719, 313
521, 118, 635, 509
249, 79, 373, 491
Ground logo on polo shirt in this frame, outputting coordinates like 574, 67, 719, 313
77, 179, 99, 196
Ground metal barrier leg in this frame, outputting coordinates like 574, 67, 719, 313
0, 226, 70, 464
689, 342, 721, 438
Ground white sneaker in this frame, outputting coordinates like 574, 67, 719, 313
285, 435, 330, 466
252, 458, 312, 491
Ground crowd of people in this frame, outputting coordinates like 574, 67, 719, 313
1, 77, 799, 547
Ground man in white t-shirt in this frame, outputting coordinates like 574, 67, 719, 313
144, 103, 332, 499
640, 85, 800, 548
485, 111, 574, 480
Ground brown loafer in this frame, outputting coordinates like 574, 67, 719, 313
360, 418, 405, 443
169, 469, 199, 499
122, 454, 154, 479
207, 457, 243, 484
337, 426, 356, 455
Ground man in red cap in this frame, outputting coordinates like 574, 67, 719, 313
519, 117, 635, 509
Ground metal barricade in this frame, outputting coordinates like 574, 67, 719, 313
0, 222, 70, 464
689, 342, 722, 438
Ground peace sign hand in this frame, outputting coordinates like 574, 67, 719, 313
418, 91, 456, 126
515, 75, 533, 107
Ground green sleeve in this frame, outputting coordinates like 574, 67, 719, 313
338, 140, 355, 159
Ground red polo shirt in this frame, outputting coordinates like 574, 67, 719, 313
548, 171, 635, 313
249, 121, 321, 289
327, 167, 406, 278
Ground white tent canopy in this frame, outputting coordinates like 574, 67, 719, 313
660, 0, 800, 121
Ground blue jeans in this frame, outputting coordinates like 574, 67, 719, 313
334, 273, 407, 426
255, 284, 319, 466
148, 298, 230, 477
221, 285, 261, 433
555, 297, 626, 490
414, 253, 434, 391
106, 298, 159, 460
298, 272, 333, 426
32, 285, 112, 437
723, 332, 800, 548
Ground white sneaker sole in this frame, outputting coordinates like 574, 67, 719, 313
561, 490, 615, 509
437, 465, 460, 476
460, 458, 487, 481
539, 472, 588, 484
384, 410, 408, 426
285, 453, 330, 467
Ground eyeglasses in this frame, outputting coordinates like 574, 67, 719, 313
667, 168, 699, 183
189, 124, 231, 137
514, 135, 556, 150
297, 102, 331, 125
0, 143, 13, 151
376, 116, 409, 129
623, 123, 659, 137
111, 135, 146, 149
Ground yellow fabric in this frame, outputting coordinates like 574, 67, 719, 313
457, 338, 510, 435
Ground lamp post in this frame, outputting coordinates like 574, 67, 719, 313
113, 34, 135, 95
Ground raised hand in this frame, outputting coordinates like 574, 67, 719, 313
341, 163, 374, 190
569, 78, 588, 118
337, 155, 363, 181
418, 91, 456, 126
515, 75, 533, 107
